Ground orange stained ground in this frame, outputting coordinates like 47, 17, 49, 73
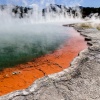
0, 28, 87, 96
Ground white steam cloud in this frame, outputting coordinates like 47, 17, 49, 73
0, 0, 85, 69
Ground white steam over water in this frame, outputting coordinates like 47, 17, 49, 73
0, 0, 85, 69
0, 23, 72, 69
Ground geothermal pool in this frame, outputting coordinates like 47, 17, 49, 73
0, 24, 70, 70
0, 26, 87, 96
0, 2, 87, 95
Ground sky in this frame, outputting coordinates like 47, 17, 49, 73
0, 0, 100, 7
81, 0, 100, 7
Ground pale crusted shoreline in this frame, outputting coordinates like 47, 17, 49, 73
1, 25, 100, 100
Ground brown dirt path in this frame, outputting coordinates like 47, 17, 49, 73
0, 28, 87, 96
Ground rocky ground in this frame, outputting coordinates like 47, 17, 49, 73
0, 25, 100, 100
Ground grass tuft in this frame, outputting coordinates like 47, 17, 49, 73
78, 23, 93, 29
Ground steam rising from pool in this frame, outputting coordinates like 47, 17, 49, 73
0, 0, 84, 69
0, 24, 72, 69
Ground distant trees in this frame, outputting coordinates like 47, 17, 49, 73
81, 7, 100, 18
12, 6, 32, 18
0, 4, 100, 18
